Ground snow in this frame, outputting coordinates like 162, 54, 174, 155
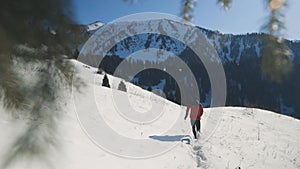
202, 107, 300, 169
254, 42, 261, 57
236, 38, 244, 64
225, 39, 232, 62
126, 48, 174, 63
86, 21, 104, 32
156, 79, 166, 89
79, 19, 209, 68
0, 60, 300, 169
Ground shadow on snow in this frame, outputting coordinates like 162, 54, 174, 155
149, 135, 190, 144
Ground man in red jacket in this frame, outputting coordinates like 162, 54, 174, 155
184, 100, 204, 139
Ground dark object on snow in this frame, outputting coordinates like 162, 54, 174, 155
102, 74, 110, 88
118, 81, 127, 92
97, 68, 104, 74
73, 48, 79, 59
147, 86, 152, 92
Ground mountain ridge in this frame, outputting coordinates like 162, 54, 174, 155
78, 19, 300, 119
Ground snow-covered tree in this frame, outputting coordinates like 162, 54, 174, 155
118, 81, 127, 92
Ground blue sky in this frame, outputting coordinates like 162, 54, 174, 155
73, 0, 300, 40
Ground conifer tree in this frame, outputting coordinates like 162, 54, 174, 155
147, 85, 153, 92
118, 81, 127, 92
102, 74, 111, 88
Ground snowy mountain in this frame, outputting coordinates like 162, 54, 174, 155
77, 19, 300, 119
86, 21, 104, 34
0, 60, 299, 169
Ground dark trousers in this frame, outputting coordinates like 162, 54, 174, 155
191, 120, 201, 139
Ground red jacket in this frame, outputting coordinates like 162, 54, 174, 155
187, 105, 203, 120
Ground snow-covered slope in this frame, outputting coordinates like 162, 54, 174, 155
0, 60, 299, 169
202, 107, 300, 169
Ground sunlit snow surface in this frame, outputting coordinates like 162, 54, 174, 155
0, 60, 299, 169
